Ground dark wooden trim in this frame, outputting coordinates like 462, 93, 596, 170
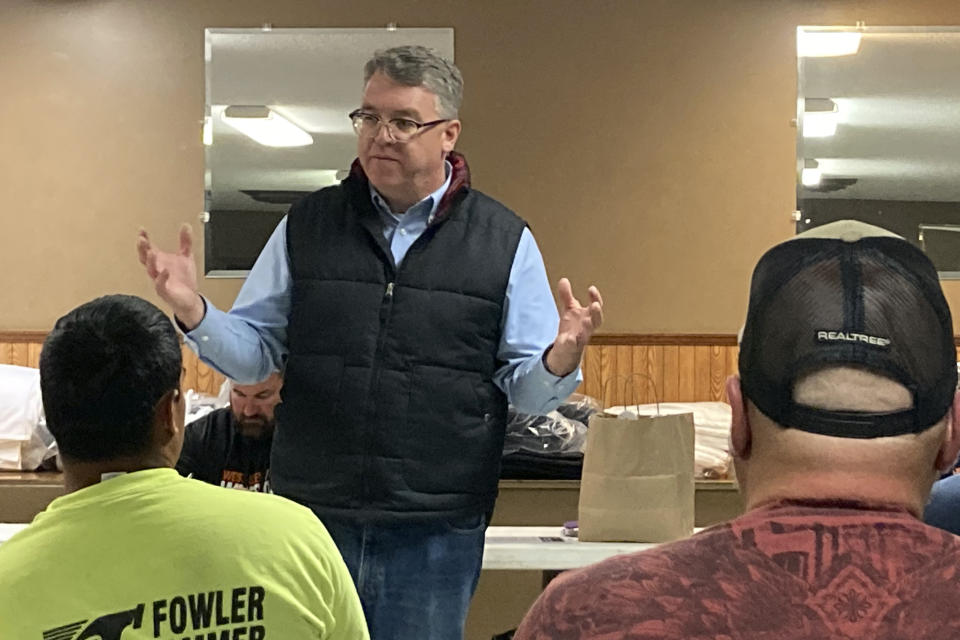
6, 330, 960, 348
590, 333, 740, 346
0, 331, 48, 342
1, 331, 741, 345
0, 331, 187, 345
593, 333, 960, 348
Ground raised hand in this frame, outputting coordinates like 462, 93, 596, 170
545, 278, 604, 377
136, 224, 205, 330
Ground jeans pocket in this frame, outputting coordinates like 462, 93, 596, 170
443, 513, 487, 535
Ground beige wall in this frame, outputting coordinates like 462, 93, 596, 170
4, 0, 960, 332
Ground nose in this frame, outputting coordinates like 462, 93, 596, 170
373, 120, 396, 144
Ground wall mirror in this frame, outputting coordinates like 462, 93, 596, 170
204, 27, 454, 276
796, 26, 960, 277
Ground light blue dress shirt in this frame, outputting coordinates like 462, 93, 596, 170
185, 163, 580, 414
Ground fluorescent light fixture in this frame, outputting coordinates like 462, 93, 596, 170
803, 112, 838, 137
803, 98, 838, 138
801, 159, 821, 187
221, 106, 313, 147
202, 116, 213, 146
797, 31, 862, 57
801, 168, 822, 186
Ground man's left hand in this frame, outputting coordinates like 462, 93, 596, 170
545, 278, 604, 377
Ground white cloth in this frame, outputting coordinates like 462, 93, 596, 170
183, 378, 232, 425
604, 402, 732, 479
0, 365, 56, 470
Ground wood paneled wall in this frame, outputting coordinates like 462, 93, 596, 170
0, 333, 44, 370
6, 331, 960, 408
181, 351, 227, 397
0, 331, 226, 396
580, 335, 739, 406
3, 332, 734, 403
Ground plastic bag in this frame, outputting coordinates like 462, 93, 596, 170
503, 409, 587, 456
555, 392, 602, 424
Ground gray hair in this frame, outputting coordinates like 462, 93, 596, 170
363, 45, 463, 119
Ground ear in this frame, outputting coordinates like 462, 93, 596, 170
441, 119, 461, 153
726, 375, 752, 459
153, 388, 182, 445
935, 390, 960, 474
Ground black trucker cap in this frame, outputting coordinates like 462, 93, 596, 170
738, 220, 957, 438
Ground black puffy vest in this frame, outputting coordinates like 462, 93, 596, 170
272, 170, 527, 523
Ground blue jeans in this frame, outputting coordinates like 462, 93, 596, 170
316, 512, 487, 640
925, 474, 960, 534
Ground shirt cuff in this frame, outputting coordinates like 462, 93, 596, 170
532, 348, 583, 400
180, 297, 221, 353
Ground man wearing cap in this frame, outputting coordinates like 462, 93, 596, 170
515, 220, 960, 639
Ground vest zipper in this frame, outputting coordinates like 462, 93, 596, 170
361, 280, 397, 503
361, 231, 432, 507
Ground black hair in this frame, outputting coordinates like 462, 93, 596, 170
39, 294, 182, 461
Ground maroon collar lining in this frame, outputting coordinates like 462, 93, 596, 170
348, 151, 471, 225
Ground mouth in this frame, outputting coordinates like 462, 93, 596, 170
369, 155, 401, 163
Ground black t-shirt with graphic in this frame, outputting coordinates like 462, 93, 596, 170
176, 407, 272, 492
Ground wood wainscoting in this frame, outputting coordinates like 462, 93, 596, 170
2, 331, 736, 405
10, 330, 960, 407
0, 331, 227, 397
580, 334, 739, 406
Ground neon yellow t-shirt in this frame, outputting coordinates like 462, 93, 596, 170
0, 468, 368, 639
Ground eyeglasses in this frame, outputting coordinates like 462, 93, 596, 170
348, 109, 449, 142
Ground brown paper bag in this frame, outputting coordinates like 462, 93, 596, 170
578, 410, 695, 542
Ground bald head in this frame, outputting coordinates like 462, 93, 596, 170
752, 367, 942, 471
729, 367, 958, 516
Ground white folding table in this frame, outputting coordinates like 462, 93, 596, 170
0, 523, 680, 574
481, 526, 660, 570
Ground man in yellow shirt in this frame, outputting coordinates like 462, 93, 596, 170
0, 294, 368, 640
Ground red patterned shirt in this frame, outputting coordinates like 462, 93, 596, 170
515, 499, 960, 639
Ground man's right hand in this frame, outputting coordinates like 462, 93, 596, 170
137, 224, 206, 330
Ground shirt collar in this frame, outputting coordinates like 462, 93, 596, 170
369, 160, 453, 223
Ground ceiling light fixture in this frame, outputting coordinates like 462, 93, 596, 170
797, 30, 862, 57
221, 106, 313, 147
203, 116, 213, 146
803, 98, 839, 138
801, 159, 822, 187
